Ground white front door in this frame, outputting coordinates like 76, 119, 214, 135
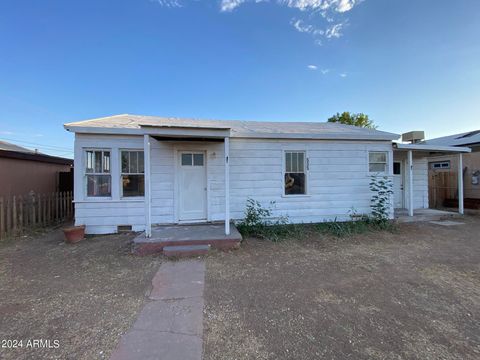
393, 161, 404, 208
178, 151, 207, 221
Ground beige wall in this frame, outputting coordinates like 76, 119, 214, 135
428, 149, 480, 199
0, 157, 71, 197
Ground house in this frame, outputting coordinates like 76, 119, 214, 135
422, 130, 480, 205
64, 114, 470, 236
0, 140, 73, 197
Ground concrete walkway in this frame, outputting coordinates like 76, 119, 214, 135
110, 260, 205, 360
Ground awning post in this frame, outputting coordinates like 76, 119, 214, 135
224, 137, 230, 235
458, 153, 464, 215
144, 135, 152, 237
408, 150, 414, 217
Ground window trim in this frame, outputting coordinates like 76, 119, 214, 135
120, 149, 145, 199
368, 151, 389, 174
430, 160, 450, 170
282, 150, 309, 197
84, 148, 112, 199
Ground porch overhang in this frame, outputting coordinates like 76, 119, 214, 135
140, 124, 231, 139
393, 143, 471, 154
392, 143, 470, 217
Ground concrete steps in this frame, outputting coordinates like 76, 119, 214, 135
163, 244, 211, 258
133, 224, 242, 256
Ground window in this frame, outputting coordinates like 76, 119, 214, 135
369, 151, 388, 173
121, 151, 145, 197
393, 162, 401, 175
181, 153, 204, 166
284, 151, 306, 195
85, 150, 111, 197
430, 161, 450, 170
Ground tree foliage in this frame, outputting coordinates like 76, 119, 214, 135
327, 112, 377, 129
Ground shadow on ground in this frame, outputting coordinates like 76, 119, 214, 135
204, 216, 480, 360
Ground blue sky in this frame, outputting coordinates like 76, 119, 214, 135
0, 0, 479, 158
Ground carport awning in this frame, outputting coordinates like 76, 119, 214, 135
392, 142, 470, 217
393, 143, 471, 154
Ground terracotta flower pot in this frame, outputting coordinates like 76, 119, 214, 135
63, 225, 86, 244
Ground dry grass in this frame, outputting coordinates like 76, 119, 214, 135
204, 216, 480, 360
0, 227, 162, 360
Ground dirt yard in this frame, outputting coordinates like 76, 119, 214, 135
204, 217, 480, 360
0, 227, 161, 360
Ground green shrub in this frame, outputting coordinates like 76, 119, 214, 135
236, 198, 291, 242
369, 175, 394, 223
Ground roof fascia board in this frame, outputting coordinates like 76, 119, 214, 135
393, 143, 471, 153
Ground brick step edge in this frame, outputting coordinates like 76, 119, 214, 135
163, 244, 211, 258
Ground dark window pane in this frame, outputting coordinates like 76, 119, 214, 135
193, 153, 204, 166
129, 151, 138, 173
121, 152, 129, 173
369, 163, 386, 172
122, 175, 145, 197
138, 152, 144, 173
285, 173, 305, 195
297, 152, 304, 172
393, 162, 401, 175
94, 151, 102, 172
286, 152, 292, 172
181, 153, 192, 166
86, 175, 111, 197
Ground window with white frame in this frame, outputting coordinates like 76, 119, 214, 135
284, 151, 307, 195
121, 150, 145, 197
85, 150, 111, 197
369, 151, 388, 173
430, 161, 450, 170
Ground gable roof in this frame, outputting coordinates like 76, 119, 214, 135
0, 140, 36, 153
423, 130, 480, 147
64, 114, 400, 141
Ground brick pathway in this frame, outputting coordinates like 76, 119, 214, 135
110, 260, 205, 360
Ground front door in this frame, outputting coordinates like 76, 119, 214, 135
393, 161, 404, 208
178, 151, 207, 221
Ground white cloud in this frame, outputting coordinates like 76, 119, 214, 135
0, 130, 14, 135
220, 0, 246, 12
151, 0, 362, 44
291, 19, 324, 35
339, 72, 347, 77
307, 64, 318, 70
150, 0, 182, 7
325, 22, 344, 38
320, 68, 330, 74
336, 0, 356, 12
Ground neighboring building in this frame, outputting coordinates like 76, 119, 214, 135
64, 114, 468, 235
0, 140, 73, 197
423, 130, 480, 201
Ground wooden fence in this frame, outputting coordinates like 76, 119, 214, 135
0, 191, 73, 239
428, 171, 457, 209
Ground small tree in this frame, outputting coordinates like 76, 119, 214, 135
328, 112, 377, 129
369, 175, 393, 221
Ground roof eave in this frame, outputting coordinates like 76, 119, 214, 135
393, 143, 472, 153
65, 125, 399, 141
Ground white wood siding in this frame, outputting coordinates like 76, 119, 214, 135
74, 134, 396, 234
228, 139, 393, 223
74, 134, 146, 234
393, 152, 429, 210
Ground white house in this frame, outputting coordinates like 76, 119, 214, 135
64, 114, 470, 236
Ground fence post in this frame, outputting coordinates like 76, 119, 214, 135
29, 191, 36, 226
0, 197, 4, 239
47, 193, 51, 225
18, 195, 24, 233
12, 196, 17, 234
